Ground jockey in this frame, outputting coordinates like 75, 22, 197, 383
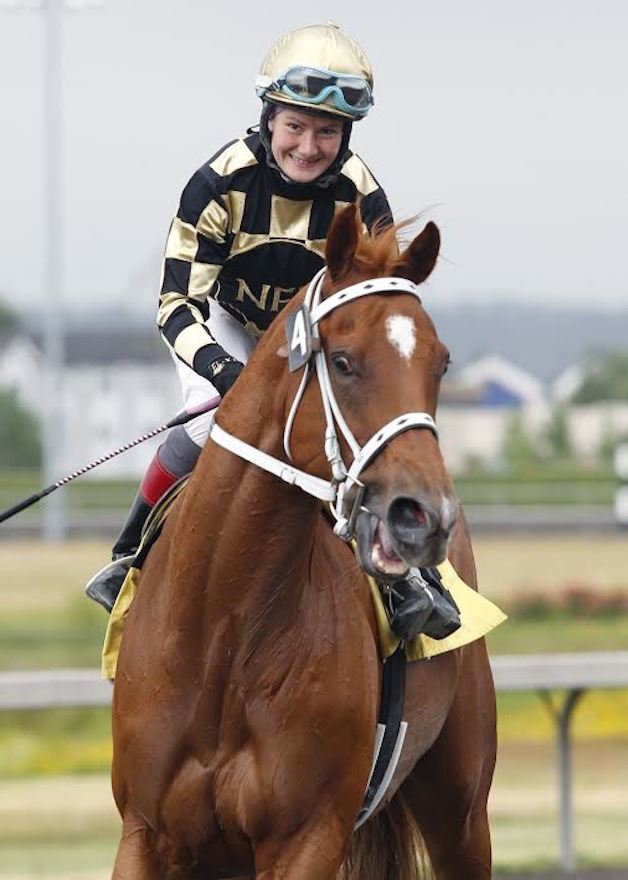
86, 22, 459, 642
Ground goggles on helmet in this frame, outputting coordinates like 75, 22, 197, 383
256, 66, 374, 117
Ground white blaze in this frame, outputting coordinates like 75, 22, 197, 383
386, 314, 416, 362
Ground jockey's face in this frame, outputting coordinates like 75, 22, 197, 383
268, 109, 344, 183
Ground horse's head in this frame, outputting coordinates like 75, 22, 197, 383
284, 205, 458, 578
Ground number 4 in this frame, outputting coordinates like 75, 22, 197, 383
285, 306, 313, 372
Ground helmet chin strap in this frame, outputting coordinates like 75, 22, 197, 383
209, 269, 438, 542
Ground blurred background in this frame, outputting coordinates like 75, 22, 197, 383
0, 0, 626, 877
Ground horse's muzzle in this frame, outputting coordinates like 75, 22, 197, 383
354, 493, 458, 579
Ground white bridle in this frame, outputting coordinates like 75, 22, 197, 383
209, 267, 438, 541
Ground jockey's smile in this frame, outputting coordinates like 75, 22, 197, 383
268, 109, 344, 183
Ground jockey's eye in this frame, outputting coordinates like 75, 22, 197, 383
331, 353, 354, 376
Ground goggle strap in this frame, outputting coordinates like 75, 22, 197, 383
255, 74, 274, 90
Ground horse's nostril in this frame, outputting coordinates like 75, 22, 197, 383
389, 497, 431, 533
409, 502, 429, 528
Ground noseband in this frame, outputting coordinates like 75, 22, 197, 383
209, 267, 438, 542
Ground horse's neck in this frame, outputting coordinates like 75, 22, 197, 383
162, 368, 374, 709
185, 369, 322, 620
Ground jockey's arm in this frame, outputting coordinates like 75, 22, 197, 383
156, 169, 243, 395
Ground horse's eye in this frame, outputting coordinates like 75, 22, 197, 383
332, 354, 354, 376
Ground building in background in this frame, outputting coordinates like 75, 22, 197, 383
0, 326, 179, 478
438, 354, 549, 471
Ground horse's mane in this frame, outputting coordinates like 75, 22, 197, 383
352, 208, 417, 278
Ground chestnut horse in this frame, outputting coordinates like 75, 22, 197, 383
111, 206, 497, 879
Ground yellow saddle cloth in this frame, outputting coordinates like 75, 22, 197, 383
366, 561, 506, 663
102, 485, 506, 678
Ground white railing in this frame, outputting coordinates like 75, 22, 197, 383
2, 652, 628, 874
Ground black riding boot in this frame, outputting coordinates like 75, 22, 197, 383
85, 428, 202, 614
84, 495, 152, 613
389, 568, 461, 642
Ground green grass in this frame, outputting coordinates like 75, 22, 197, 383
0, 838, 118, 878
456, 476, 615, 506
0, 470, 136, 522
491, 740, 628, 870
0, 835, 119, 878
486, 614, 628, 654
497, 690, 628, 742
455, 461, 615, 506
491, 814, 628, 870
0, 775, 120, 877
0, 599, 106, 671
0, 708, 112, 777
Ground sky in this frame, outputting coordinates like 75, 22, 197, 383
0, 0, 627, 318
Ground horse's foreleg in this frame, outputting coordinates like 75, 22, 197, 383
402, 642, 496, 879
112, 810, 161, 879
253, 811, 349, 880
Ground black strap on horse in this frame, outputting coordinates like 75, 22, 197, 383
356, 644, 406, 825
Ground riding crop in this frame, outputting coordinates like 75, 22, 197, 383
0, 396, 221, 525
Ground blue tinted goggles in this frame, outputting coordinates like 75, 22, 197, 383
256, 66, 373, 117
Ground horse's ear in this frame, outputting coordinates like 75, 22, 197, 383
325, 204, 359, 281
394, 221, 440, 285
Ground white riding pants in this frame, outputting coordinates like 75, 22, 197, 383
172, 300, 258, 446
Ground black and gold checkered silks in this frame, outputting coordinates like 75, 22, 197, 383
157, 133, 391, 376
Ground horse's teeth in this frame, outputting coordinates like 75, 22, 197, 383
377, 520, 397, 558
371, 532, 407, 576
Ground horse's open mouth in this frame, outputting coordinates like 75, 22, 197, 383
355, 512, 409, 579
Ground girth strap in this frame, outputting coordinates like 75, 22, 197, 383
355, 645, 407, 829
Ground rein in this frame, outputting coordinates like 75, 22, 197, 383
209, 269, 438, 543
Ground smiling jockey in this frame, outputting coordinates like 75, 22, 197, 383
85, 22, 459, 642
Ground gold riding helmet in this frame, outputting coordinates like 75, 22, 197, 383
255, 22, 374, 121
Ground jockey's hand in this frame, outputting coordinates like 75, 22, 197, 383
208, 353, 245, 399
